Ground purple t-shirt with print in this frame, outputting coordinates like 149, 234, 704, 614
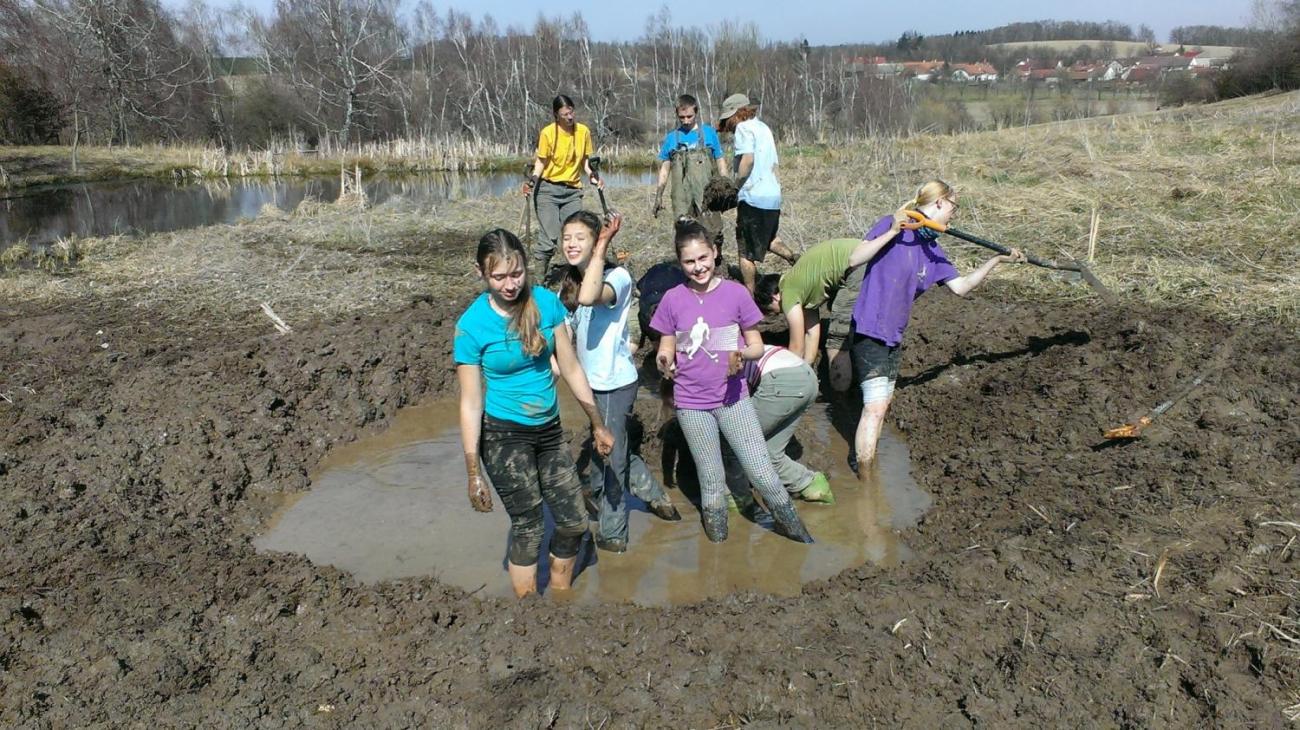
649, 279, 762, 410
851, 215, 959, 346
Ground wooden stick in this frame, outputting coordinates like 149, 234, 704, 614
1088, 207, 1100, 263
260, 302, 292, 334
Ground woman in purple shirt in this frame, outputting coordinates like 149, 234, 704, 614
651, 219, 813, 544
850, 180, 1025, 473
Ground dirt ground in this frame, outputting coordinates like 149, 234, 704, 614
2, 249, 1296, 727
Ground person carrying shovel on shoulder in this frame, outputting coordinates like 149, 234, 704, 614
652, 94, 728, 245
753, 222, 921, 391
847, 180, 1025, 472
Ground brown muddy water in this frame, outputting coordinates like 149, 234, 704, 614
255, 391, 930, 606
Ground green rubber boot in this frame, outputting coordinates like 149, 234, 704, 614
797, 473, 835, 505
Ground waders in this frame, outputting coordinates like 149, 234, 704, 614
669, 144, 722, 246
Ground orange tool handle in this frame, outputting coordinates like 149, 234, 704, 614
902, 209, 947, 233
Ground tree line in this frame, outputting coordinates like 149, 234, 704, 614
0, 2, 1295, 151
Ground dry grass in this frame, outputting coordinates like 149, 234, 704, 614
776, 90, 1300, 326
2, 91, 1298, 332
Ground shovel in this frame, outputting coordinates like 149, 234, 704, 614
588, 155, 612, 219
518, 163, 537, 246
903, 210, 1115, 303
1102, 371, 1208, 439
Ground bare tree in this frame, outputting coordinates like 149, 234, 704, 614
35, 0, 203, 144
250, 0, 405, 144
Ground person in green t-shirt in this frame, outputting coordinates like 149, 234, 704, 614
753, 221, 907, 389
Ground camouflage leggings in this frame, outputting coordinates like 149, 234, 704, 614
480, 415, 589, 567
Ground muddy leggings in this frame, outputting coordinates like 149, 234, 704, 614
676, 398, 794, 513
479, 414, 589, 567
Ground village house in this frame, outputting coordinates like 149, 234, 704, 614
949, 61, 998, 83
900, 59, 945, 81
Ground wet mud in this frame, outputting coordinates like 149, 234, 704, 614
255, 398, 928, 605
1, 291, 1297, 726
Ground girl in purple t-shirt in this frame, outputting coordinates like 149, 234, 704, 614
650, 219, 813, 544
849, 180, 1025, 473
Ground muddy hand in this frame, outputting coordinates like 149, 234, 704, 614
467, 475, 492, 512
598, 212, 622, 244
657, 352, 677, 379
593, 426, 615, 457
1002, 248, 1027, 264
726, 351, 743, 377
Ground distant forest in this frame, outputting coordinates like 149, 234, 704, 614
0, 1, 1295, 151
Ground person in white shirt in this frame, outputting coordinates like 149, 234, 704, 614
559, 211, 683, 553
717, 93, 800, 293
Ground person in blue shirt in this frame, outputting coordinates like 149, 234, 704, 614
454, 228, 614, 599
652, 94, 728, 245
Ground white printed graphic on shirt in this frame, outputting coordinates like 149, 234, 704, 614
676, 317, 740, 362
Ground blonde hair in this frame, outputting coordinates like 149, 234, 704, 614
899, 180, 954, 215
477, 229, 545, 357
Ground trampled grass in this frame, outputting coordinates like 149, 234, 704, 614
2, 91, 1297, 332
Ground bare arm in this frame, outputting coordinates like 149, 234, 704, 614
553, 322, 614, 454
522, 156, 547, 196
576, 214, 622, 306
656, 159, 671, 188
457, 365, 492, 512
784, 304, 806, 360
735, 152, 754, 189
945, 250, 1024, 297
739, 328, 765, 361
716, 155, 729, 176
656, 334, 677, 379
847, 213, 908, 268
581, 154, 602, 188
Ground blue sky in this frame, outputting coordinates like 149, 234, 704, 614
195, 0, 1256, 45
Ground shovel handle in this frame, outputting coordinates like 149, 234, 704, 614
904, 210, 1069, 270
905, 210, 1116, 302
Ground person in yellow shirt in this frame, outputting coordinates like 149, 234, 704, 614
522, 94, 604, 282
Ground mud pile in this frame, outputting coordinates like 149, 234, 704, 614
1, 290, 1295, 726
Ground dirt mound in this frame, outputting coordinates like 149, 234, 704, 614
1, 290, 1295, 726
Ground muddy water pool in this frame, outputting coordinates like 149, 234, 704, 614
256, 390, 930, 606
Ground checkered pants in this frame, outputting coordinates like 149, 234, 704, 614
676, 397, 794, 512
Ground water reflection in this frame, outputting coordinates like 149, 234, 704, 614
0, 170, 655, 246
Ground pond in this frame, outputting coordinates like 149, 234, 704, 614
255, 390, 931, 606
0, 170, 656, 246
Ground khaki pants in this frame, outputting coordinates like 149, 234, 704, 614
723, 361, 818, 496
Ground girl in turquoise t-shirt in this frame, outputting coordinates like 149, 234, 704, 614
453, 228, 614, 599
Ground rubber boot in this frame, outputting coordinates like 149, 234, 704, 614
770, 502, 814, 544
701, 506, 729, 543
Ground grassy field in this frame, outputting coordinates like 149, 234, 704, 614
987, 40, 1245, 57
3, 91, 1297, 330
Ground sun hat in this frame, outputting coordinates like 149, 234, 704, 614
718, 93, 754, 121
